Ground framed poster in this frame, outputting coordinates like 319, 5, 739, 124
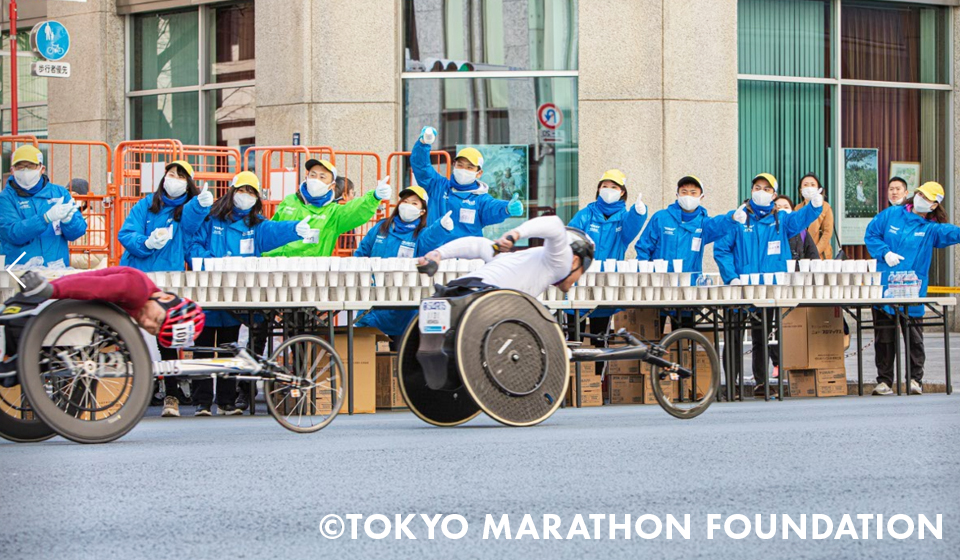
839, 148, 879, 245
889, 161, 921, 191
456, 144, 529, 241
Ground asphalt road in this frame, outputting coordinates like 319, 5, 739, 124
2, 396, 958, 560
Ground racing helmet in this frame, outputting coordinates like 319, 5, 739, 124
565, 227, 595, 272
154, 294, 205, 348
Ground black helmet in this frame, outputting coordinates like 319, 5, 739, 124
565, 227, 595, 271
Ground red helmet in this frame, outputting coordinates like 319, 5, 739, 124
154, 295, 205, 348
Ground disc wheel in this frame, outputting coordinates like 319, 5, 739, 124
0, 384, 56, 443
18, 301, 152, 444
397, 319, 480, 427
650, 328, 721, 420
263, 335, 344, 433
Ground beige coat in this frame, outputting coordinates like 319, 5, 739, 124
795, 199, 834, 259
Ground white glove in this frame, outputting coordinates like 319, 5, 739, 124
375, 175, 392, 201
145, 228, 171, 251
884, 252, 904, 268
420, 126, 437, 146
44, 203, 73, 224
295, 217, 312, 239
197, 183, 214, 208
801, 186, 824, 208
61, 201, 80, 224
732, 204, 747, 225
729, 278, 743, 286
634, 192, 646, 215
440, 210, 454, 231
809, 193, 824, 208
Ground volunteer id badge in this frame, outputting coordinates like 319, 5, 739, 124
240, 238, 255, 255
419, 299, 451, 334
397, 244, 415, 259
302, 229, 320, 244
459, 208, 476, 225
767, 240, 781, 255
691, 237, 702, 252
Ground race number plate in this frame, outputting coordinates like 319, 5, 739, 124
419, 299, 451, 334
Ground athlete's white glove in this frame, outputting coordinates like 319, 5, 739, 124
732, 204, 748, 225
802, 187, 824, 208
197, 183, 214, 208
420, 126, 437, 146
884, 252, 904, 268
145, 228, 171, 251
374, 175, 392, 201
440, 210, 454, 231
634, 192, 646, 215
295, 217, 312, 239
44, 202, 73, 224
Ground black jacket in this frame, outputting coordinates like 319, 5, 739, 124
789, 232, 820, 260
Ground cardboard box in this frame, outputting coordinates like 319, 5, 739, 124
788, 368, 848, 398
673, 349, 715, 401
613, 308, 662, 340
94, 378, 130, 420
642, 373, 678, 404
781, 307, 845, 370
610, 374, 645, 404
567, 373, 603, 407
0, 385, 28, 418
569, 361, 596, 377
376, 354, 408, 410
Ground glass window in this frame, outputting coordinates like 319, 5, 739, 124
404, 0, 578, 72
131, 92, 200, 145
738, 82, 833, 202
206, 1, 256, 84
205, 86, 256, 148
132, 10, 199, 90
0, 32, 47, 106
738, 0, 831, 78
841, 1, 949, 84
404, 76, 579, 232
3, 106, 48, 136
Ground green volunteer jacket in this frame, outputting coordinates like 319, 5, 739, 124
264, 190, 380, 257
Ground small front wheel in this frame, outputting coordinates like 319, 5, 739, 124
263, 335, 344, 433
650, 329, 721, 420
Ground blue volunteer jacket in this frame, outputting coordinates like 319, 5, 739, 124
568, 201, 647, 262
0, 176, 87, 267
865, 205, 960, 318
118, 193, 208, 272
634, 203, 733, 273
354, 217, 447, 337
189, 213, 301, 327
410, 140, 510, 242
714, 201, 822, 277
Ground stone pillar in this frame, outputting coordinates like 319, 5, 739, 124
45, 0, 124, 193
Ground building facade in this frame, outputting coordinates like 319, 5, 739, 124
2, 0, 957, 298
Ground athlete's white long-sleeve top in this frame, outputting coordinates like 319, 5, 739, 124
435, 215, 573, 297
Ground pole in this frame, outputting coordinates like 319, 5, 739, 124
9, 0, 17, 135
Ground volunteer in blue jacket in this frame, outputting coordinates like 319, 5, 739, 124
865, 181, 960, 396
0, 145, 87, 267
183, 171, 313, 417
354, 185, 447, 343
411, 125, 524, 242
635, 175, 735, 275
716, 173, 824, 397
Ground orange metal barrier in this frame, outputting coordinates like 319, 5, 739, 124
242, 145, 311, 218
0, 135, 39, 175
181, 145, 242, 199
326, 150, 384, 257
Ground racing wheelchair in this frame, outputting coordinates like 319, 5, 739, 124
0, 299, 345, 444
398, 288, 721, 428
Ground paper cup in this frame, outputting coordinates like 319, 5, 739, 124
606, 272, 621, 287
604, 259, 617, 272
668, 273, 681, 288
191, 258, 203, 271
739, 274, 750, 286
814, 273, 826, 286
638, 274, 650, 287
680, 273, 692, 287
749, 273, 761, 286
169, 273, 184, 289
683, 287, 697, 301
387, 286, 398, 301
774, 272, 787, 286
672, 259, 684, 274
785, 259, 796, 273
762, 273, 774, 285
654, 260, 669, 274
744, 285, 756, 300
721, 285, 733, 300
798, 259, 812, 272
867, 259, 878, 273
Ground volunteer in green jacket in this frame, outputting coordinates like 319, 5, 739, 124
265, 159, 391, 257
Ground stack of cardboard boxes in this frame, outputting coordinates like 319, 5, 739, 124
607, 309, 674, 405
567, 341, 601, 407
376, 353, 408, 410
782, 307, 847, 398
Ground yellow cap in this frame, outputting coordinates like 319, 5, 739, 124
455, 147, 484, 168
305, 158, 337, 180
398, 185, 428, 203
917, 181, 944, 203
231, 171, 261, 193
753, 173, 778, 191
599, 169, 627, 187
12, 145, 43, 166
166, 160, 195, 179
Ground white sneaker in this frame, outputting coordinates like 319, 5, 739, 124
909, 380, 923, 395
161, 396, 180, 417
872, 382, 894, 396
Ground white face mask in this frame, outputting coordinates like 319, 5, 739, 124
912, 195, 935, 214
752, 190, 775, 207
777, 207, 792, 215
163, 176, 188, 198
397, 203, 422, 223
14, 168, 41, 189
677, 195, 702, 212
233, 192, 257, 211
801, 186, 821, 200
453, 168, 478, 186
305, 178, 331, 198
598, 187, 622, 204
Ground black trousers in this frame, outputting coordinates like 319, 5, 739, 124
750, 309, 779, 386
158, 346, 183, 400
191, 325, 242, 407
874, 310, 925, 386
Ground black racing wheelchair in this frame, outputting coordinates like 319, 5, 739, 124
398, 287, 721, 428
0, 297, 345, 444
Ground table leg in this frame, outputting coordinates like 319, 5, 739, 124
902, 307, 913, 396
574, 309, 581, 408
945, 305, 953, 396
776, 307, 784, 402
761, 310, 770, 402
893, 306, 903, 396
347, 310, 355, 415
856, 307, 864, 396
737, 311, 745, 402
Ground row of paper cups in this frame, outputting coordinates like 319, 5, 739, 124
190, 256, 485, 273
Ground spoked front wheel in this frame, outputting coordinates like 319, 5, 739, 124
263, 335, 344, 433
650, 329, 721, 420
0, 384, 56, 443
